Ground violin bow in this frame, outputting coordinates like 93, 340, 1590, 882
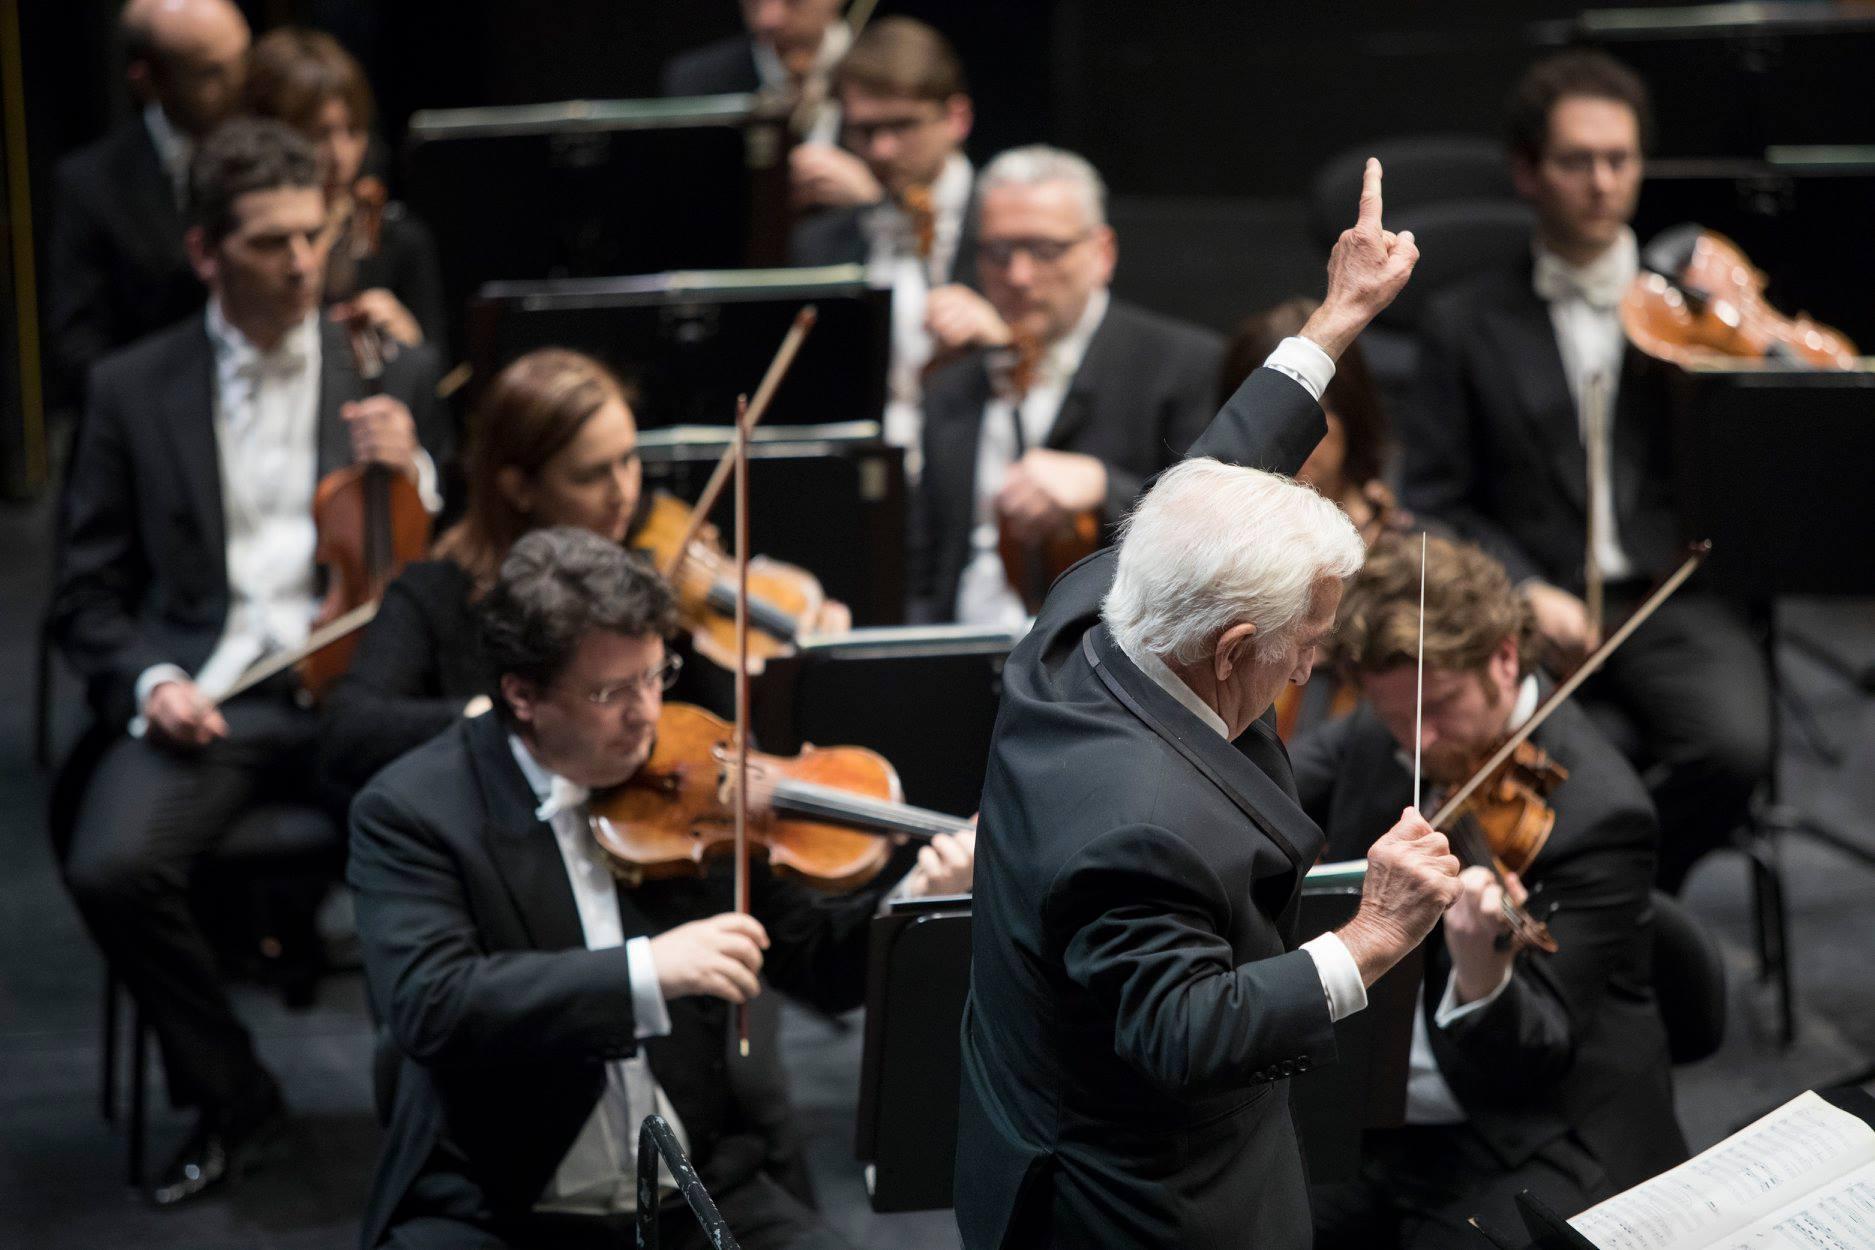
732, 395, 753, 1059
1430, 542, 1709, 829
658, 306, 818, 581
1413, 532, 1426, 814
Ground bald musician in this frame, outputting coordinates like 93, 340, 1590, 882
48, 0, 249, 407
956, 162, 1460, 1250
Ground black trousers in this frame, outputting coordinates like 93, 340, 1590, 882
382, 1172, 855, 1250
61, 689, 320, 1111
1585, 590, 1772, 893
1313, 1123, 1614, 1250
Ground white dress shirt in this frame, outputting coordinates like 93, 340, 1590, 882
750, 22, 850, 144
1533, 229, 1639, 582
1401, 674, 1537, 1124
143, 102, 192, 208
953, 288, 1113, 629
507, 735, 691, 1214
1115, 506, 1371, 1030
131, 302, 442, 728
871, 152, 975, 471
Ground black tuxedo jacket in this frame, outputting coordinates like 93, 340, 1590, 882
349, 710, 896, 1247
789, 188, 980, 291
51, 316, 448, 729
955, 365, 1334, 1250
659, 36, 760, 97
48, 119, 203, 407
1290, 696, 1687, 1189
913, 298, 1224, 620
1400, 257, 1678, 592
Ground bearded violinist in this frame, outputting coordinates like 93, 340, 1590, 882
51, 119, 447, 1206
348, 527, 972, 1250
1292, 534, 1685, 1249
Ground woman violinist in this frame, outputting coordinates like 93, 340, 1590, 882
319, 348, 848, 796
244, 27, 446, 355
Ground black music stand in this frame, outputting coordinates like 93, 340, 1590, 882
403, 96, 793, 348
751, 626, 1018, 814
854, 895, 972, 1213
1671, 366, 1875, 1052
467, 268, 891, 429
1289, 870, 1423, 1184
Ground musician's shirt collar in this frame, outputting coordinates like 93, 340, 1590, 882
1121, 640, 1231, 741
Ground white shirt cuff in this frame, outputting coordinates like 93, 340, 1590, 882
411, 448, 443, 515
1301, 931, 1368, 1022
128, 662, 192, 737
1262, 335, 1338, 404
1434, 965, 1514, 1028
625, 936, 672, 1041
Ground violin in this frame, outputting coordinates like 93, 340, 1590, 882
587, 703, 971, 891
1621, 225, 1858, 370
632, 491, 829, 676
993, 330, 1101, 613
1432, 740, 1569, 954
324, 173, 388, 309
297, 325, 431, 700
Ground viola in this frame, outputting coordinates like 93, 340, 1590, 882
297, 325, 431, 700
587, 703, 971, 891
1432, 740, 1568, 955
1621, 225, 1857, 370
992, 329, 1101, 613
632, 491, 828, 675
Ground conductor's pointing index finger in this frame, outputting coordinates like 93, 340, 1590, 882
1358, 156, 1384, 231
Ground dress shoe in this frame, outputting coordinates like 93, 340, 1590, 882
147, 1078, 287, 1207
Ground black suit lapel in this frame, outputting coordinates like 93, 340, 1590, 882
1492, 278, 1589, 515
117, 121, 186, 267
1085, 625, 1324, 873
316, 321, 364, 479
466, 714, 588, 952
1609, 346, 1654, 537
156, 323, 227, 562
947, 186, 980, 289
1044, 303, 1120, 451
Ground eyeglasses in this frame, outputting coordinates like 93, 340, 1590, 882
840, 111, 942, 148
1543, 149, 1637, 178
979, 233, 1092, 268
576, 654, 683, 706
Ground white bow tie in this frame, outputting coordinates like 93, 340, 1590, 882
535, 775, 591, 823
1532, 248, 1630, 311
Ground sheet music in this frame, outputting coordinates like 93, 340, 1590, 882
1569, 1092, 1875, 1250
1711, 1162, 1875, 1249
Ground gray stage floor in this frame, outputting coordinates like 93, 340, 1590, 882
4, 488, 1873, 1249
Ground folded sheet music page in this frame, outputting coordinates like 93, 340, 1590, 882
1568, 1091, 1875, 1250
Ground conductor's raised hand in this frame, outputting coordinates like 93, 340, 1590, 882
649, 912, 769, 1004
1302, 157, 1421, 360
1337, 806, 1462, 987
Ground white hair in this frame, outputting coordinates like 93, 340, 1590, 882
1102, 459, 1365, 666
975, 144, 1108, 228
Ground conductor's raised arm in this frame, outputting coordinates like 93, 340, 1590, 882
1191, 157, 1421, 472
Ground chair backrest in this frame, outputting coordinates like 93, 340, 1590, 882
1371, 199, 1537, 333
1308, 134, 1514, 254
1649, 888, 1727, 1065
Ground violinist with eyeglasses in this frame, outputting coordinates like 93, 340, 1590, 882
788, 16, 979, 470
1291, 533, 1687, 1249
347, 527, 972, 1250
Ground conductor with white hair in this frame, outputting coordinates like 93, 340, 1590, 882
955, 162, 1464, 1250
913, 144, 1230, 625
